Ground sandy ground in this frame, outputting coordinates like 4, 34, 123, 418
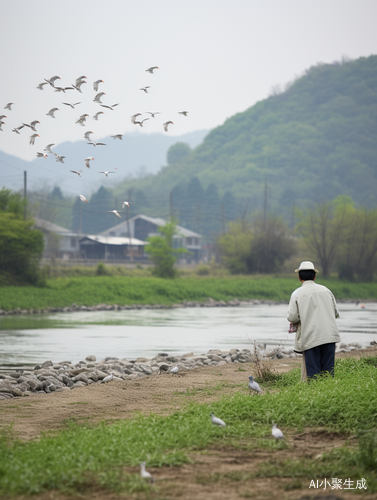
1, 347, 376, 500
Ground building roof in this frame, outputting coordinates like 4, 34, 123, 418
80, 235, 148, 246
33, 217, 71, 234
101, 214, 201, 238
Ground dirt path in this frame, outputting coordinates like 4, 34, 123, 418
1, 347, 376, 500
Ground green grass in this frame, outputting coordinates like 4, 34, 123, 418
0, 275, 376, 311
0, 356, 376, 495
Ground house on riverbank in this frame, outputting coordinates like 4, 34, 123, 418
100, 214, 202, 262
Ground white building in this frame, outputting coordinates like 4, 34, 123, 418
100, 214, 202, 262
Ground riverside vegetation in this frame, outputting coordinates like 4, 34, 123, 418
0, 355, 376, 496
0, 272, 376, 312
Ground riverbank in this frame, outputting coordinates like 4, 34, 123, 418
0, 347, 376, 500
0, 275, 376, 313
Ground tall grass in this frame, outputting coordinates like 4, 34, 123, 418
0, 275, 376, 311
0, 356, 376, 495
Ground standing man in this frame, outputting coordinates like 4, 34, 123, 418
287, 261, 341, 380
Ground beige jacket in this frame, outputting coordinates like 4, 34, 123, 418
287, 280, 341, 353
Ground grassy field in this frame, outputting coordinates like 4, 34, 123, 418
0, 274, 376, 311
0, 355, 376, 496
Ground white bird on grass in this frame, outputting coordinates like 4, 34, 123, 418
70, 169, 83, 177
77, 195, 88, 203
4, 103, 13, 110
100, 171, 115, 177
248, 376, 262, 394
84, 156, 94, 168
29, 133, 39, 145
107, 210, 122, 218
47, 107, 59, 118
170, 365, 179, 374
211, 413, 226, 427
272, 422, 284, 440
140, 462, 154, 483
93, 79, 104, 91
163, 121, 173, 132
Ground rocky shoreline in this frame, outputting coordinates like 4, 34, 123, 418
1, 341, 373, 401
0, 297, 370, 316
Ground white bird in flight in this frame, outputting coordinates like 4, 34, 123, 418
140, 462, 154, 483
93, 79, 104, 92
4, 103, 13, 110
211, 413, 226, 427
93, 92, 106, 103
75, 75, 87, 86
121, 201, 130, 208
54, 86, 74, 93
36, 152, 47, 159
140, 86, 150, 93
63, 101, 81, 109
44, 143, 55, 153
99, 171, 115, 177
0, 122, 5, 132
248, 376, 262, 394
12, 126, 22, 134
93, 111, 104, 120
134, 118, 149, 127
72, 80, 86, 93
145, 66, 159, 74
84, 156, 94, 168
146, 111, 160, 118
36, 82, 48, 90
163, 121, 174, 132
46, 107, 59, 118
111, 134, 123, 140
87, 141, 106, 147
76, 114, 89, 126
77, 195, 88, 203
100, 103, 118, 111
107, 210, 122, 218
54, 155, 65, 163
29, 133, 39, 145
70, 169, 83, 177
44, 75, 61, 87
84, 131, 93, 141
131, 113, 142, 123
22, 120, 40, 131
272, 422, 284, 440
0, 115, 6, 121
178, 111, 189, 116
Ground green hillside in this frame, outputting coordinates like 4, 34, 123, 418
112, 55, 377, 236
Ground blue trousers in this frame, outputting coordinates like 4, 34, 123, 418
304, 343, 336, 378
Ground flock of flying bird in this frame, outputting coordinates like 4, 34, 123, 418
1, 66, 189, 217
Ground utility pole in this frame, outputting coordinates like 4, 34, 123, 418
263, 181, 267, 230
170, 191, 173, 221
126, 189, 133, 261
23, 171, 27, 220
79, 203, 82, 234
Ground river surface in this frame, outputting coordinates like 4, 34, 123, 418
0, 303, 376, 369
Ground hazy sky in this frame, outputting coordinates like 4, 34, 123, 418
1, 0, 377, 185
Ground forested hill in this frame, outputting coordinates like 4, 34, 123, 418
114, 55, 377, 236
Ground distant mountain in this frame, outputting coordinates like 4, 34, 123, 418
117, 55, 377, 230
0, 129, 208, 194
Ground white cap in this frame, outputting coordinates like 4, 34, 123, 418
295, 261, 319, 273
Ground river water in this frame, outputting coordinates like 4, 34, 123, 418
0, 303, 376, 369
